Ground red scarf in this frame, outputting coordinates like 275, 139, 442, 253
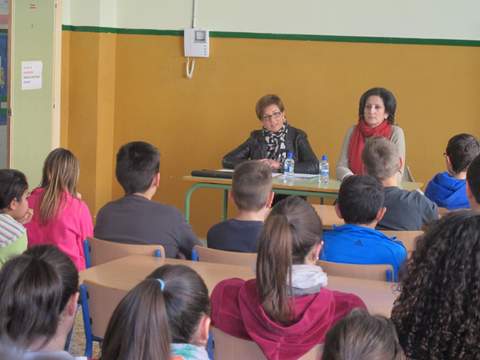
348, 119, 392, 175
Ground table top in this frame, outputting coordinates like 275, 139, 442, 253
184, 175, 422, 194
80, 255, 398, 316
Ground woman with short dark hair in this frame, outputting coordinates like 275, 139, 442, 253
222, 94, 319, 174
336, 88, 406, 181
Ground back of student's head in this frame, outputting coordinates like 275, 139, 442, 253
446, 133, 480, 174
338, 175, 384, 224
322, 309, 405, 360
101, 264, 209, 360
116, 141, 160, 194
148, 264, 210, 343
362, 137, 399, 181
0, 169, 28, 210
391, 210, 480, 359
232, 160, 272, 211
466, 153, 480, 206
0, 245, 79, 349
39, 148, 80, 223
257, 196, 323, 325
101, 278, 171, 360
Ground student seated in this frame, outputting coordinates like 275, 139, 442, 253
101, 264, 210, 360
210, 197, 366, 360
322, 309, 405, 360
321, 175, 407, 281
94, 141, 201, 259
362, 136, 438, 230
391, 211, 480, 358
0, 169, 32, 266
207, 160, 273, 252
26, 148, 93, 270
0, 245, 80, 359
466, 153, 480, 211
425, 133, 479, 210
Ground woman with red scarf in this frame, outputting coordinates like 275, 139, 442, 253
336, 88, 405, 181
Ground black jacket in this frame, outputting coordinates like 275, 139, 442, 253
222, 126, 319, 174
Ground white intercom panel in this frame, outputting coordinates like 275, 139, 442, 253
184, 28, 210, 57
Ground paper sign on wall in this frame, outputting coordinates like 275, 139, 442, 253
21, 61, 42, 90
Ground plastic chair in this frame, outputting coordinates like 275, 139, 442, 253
317, 260, 394, 282
212, 327, 323, 360
191, 245, 257, 267
85, 237, 165, 267
80, 280, 128, 358
381, 230, 423, 253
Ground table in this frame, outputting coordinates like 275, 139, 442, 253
183, 175, 422, 223
80, 255, 398, 316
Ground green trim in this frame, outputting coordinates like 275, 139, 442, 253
62, 25, 480, 47
62, 25, 182, 36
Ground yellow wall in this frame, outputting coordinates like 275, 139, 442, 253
62, 30, 480, 236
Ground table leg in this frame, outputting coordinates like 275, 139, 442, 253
185, 183, 202, 224
222, 189, 229, 220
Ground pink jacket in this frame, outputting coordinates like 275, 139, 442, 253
211, 278, 366, 360
26, 188, 93, 270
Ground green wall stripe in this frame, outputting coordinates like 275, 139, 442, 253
62, 25, 480, 47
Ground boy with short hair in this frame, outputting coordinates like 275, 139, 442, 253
321, 175, 407, 280
362, 136, 438, 230
425, 133, 480, 209
466, 153, 480, 211
0, 169, 32, 265
207, 160, 274, 252
94, 141, 201, 259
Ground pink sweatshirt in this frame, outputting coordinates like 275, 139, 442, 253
26, 188, 93, 270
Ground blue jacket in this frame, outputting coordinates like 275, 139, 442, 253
321, 224, 407, 281
425, 172, 469, 210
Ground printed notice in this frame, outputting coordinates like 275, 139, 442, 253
22, 61, 43, 90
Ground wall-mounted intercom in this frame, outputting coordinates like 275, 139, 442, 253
184, 28, 210, 58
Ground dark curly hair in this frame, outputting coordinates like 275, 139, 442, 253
391, 211, 480, 359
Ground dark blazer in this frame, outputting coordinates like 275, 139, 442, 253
222, 126, 319, 174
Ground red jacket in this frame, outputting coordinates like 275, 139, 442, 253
211, 278, 366, 360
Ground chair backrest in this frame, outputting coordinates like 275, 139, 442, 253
81, 280, 127, 338
87, 237, 165, 266
212, 327, 323, 360
317, 260, 393, 282
381, 230, 423, 253
193, 245, 257, 268
313, 204, 343, 229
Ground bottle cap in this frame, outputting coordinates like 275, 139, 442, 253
321, 155, 328, 161
287, 152, 293, 159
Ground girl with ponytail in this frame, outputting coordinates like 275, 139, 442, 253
211, 197, 366, 360
101, 264, 210, 360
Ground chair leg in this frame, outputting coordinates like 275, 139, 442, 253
207, 330, 214, 359
79, 285, 93, 358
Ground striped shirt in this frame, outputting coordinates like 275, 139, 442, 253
0, 213, 25, 247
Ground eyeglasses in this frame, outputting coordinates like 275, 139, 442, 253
262, 111, 283, 121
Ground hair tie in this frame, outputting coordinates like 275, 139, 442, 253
156, 278, 165, 291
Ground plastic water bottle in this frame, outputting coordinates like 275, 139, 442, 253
284, 152, 295, 177
319, 154, 329, 186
